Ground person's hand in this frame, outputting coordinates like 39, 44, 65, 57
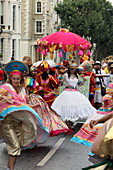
89, 120, 98, 128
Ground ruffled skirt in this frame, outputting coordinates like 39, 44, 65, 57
51, 89, 96, 122
28, 94, 72, 136
0, 103, 49, 152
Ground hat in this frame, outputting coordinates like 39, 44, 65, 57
102, 94, 112, 103
63, 60, 69, 66
38, 60, 50, 72
55, 65, 61, 68
5, 60, 29, 76
93, 61, 101, 66
30, 65, 37, 72
106, 83, 113, 95
59, 69, 66, 74
80, 60, 93, 72
69, 63, 77, 68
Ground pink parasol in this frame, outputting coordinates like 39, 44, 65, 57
37, 28, 91, 59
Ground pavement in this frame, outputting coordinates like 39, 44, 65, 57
0, 124, 93, 170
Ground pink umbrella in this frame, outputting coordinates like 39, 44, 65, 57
37, 28, 91, 59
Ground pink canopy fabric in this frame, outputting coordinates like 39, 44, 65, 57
41, 31, 89, 46
37, 28, 91, 59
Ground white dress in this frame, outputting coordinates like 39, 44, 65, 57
51, 73, 96, 121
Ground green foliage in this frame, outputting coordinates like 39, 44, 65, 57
0, 53, 3, 58
55, 0, 113, 60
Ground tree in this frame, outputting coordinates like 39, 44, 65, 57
55, 0, 113, 60
0, 53, 3, 58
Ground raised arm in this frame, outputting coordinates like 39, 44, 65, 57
89, 113, 113, 128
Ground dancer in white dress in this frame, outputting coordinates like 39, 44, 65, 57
51, 63, 96, 123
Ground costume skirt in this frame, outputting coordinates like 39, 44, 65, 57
51, 89, 96, 122
70, 108, 113, 147
29, 94, 72, 136
0, 104, 49, 152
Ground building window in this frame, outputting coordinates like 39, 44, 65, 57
12, 39, 16, 58
0, 38, 4, 60
36, 2, 41, 13
36, 21, 42, 33
0, 1, 4, 24
13, 5, 16, 30
18, 6, 21, 32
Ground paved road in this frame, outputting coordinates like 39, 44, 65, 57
0, 125, 92, 170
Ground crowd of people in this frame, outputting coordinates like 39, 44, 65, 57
1, 55, 113, 169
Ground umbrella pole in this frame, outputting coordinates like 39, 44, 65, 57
76, 53, 80, 65
42, 54, 43, 61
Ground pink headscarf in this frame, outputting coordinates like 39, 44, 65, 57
10, 70, 22, 76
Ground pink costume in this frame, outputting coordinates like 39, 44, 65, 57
0, 83, 49, 155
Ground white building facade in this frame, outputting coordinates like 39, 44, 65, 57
0, 0, 62, 63
20, 0, 63, 63
108, 0, 113, 5
0, 0, 21, 64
